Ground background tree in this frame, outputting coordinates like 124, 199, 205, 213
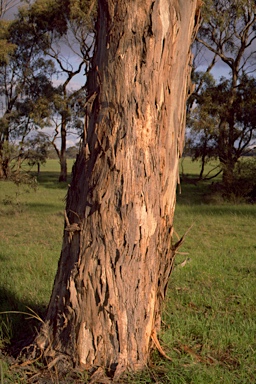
186, 71, 221, 180
22, 131, 51, 175
24, 0, 96, 181
0, 11, 55, 179
49, 86, 86, 182
66, 142, 80, 158
0, 0, 96, 181
187, 72, 256, 182
31, 0, 201, 380
0, 0, 21, 16
188, 0, 256, 193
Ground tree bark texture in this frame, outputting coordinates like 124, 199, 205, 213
36, 0, 200, 378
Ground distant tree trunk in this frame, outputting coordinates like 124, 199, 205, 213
0, 163, 3, 179
58, 115, 67, 182
0, 140, 4, 178
0, 150, 10, 179
0, 130, 10, 179
221, 158, 236, 194
218, 118, 238, 193
58, 154, 67, 182
35, 0, 200, 379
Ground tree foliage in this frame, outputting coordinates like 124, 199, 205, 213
0, 0, 96, 180
0, 8, 55, 178
188, 0, 256, 194
18, 0, 96, 182
22, 131, 51, 173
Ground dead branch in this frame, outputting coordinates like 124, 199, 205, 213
172, 224, 194, 253
151, 329, 173, 362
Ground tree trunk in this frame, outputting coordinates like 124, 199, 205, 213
58, 116, 67, 182
218, 120, 237, 194
58, 154, 67, 182
0, 149, 5, 179
35, 0, 200, 379
221, 158, 236, 194
0, 134, 10, 179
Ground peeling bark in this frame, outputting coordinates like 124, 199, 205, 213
35, 0, 200, 379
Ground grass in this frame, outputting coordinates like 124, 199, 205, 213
157, 158, 256, 383
0, 158, 256, 383
0, 161, 74, 350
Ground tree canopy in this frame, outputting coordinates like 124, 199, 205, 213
188, 0, 256, 194
0, 0, 96, 180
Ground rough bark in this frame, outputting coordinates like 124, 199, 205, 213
35, 0, 200, 379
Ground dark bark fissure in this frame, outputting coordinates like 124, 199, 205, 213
30, 0, 200, 379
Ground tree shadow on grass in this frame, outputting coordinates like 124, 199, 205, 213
25, 202, 65, 214
186, 204, 256, 217
33, 171, 71, 190
0, 286, 47, 357
177, 180, 256, 214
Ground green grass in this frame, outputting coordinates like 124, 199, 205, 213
160, 204, 256, 383
157, 158, 256, 383
0, 160, 74, 350
0, 158, 256, 383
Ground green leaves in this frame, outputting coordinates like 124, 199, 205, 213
189, 0, 256, 193
0, 0, 96, 180
0, 20, 16, 64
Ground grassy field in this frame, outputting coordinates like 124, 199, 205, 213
0, 158, 255, 383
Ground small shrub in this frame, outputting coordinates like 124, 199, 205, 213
2, 193, 26, 214
233, 158, 256, 202
208, 158, 256, 203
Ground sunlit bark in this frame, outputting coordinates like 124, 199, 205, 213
35, 0, 201, 379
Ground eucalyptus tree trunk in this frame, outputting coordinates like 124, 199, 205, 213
35, 0, 200, 379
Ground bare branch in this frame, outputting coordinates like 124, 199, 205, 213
0, 0, 21, 19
